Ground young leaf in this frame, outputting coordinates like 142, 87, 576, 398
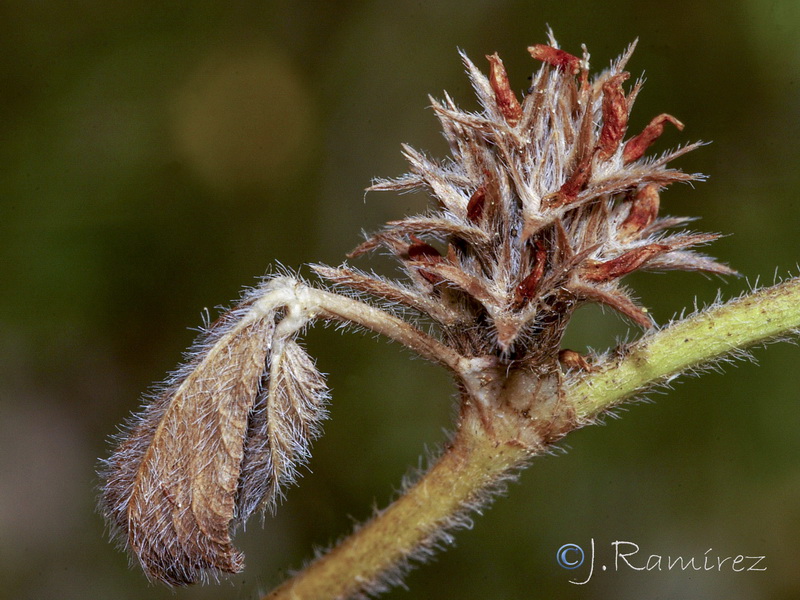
236, 338, 329, 519
99, 283, 328, 585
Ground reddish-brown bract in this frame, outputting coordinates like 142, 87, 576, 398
408, 238, 445, 284
487, 53, 523, 126
558, 348, 592, 371
466, 185, 487, 223
515, 241, 547, 306
624, 113, 685, 163
583, 244, 671, 282
352, 39, 731, 355
620, 184, 660, 239
597, 72, 630, 160
551, 154, 593, 208
528, 44, 582, 74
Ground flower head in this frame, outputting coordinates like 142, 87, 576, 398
316, 35, 733, 362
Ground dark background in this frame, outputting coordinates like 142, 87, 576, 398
1, 1, 798, 599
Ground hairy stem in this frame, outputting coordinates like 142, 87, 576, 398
568, 276, 800, 419
263, 277, 800, 600
265, 406, 528, 600
304, 285, 463, 371
271, 278, 463, 371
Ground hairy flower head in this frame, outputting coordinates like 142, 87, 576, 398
316, 35, 733, 362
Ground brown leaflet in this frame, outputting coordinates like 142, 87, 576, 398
101, 311, 277, 585
237, 339, 329, 518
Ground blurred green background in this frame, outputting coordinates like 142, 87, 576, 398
1, 1, 798, 598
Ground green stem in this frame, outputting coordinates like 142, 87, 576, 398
264, 408, 527, 600
568, 277, 800, 419
262, 277, 800, 599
